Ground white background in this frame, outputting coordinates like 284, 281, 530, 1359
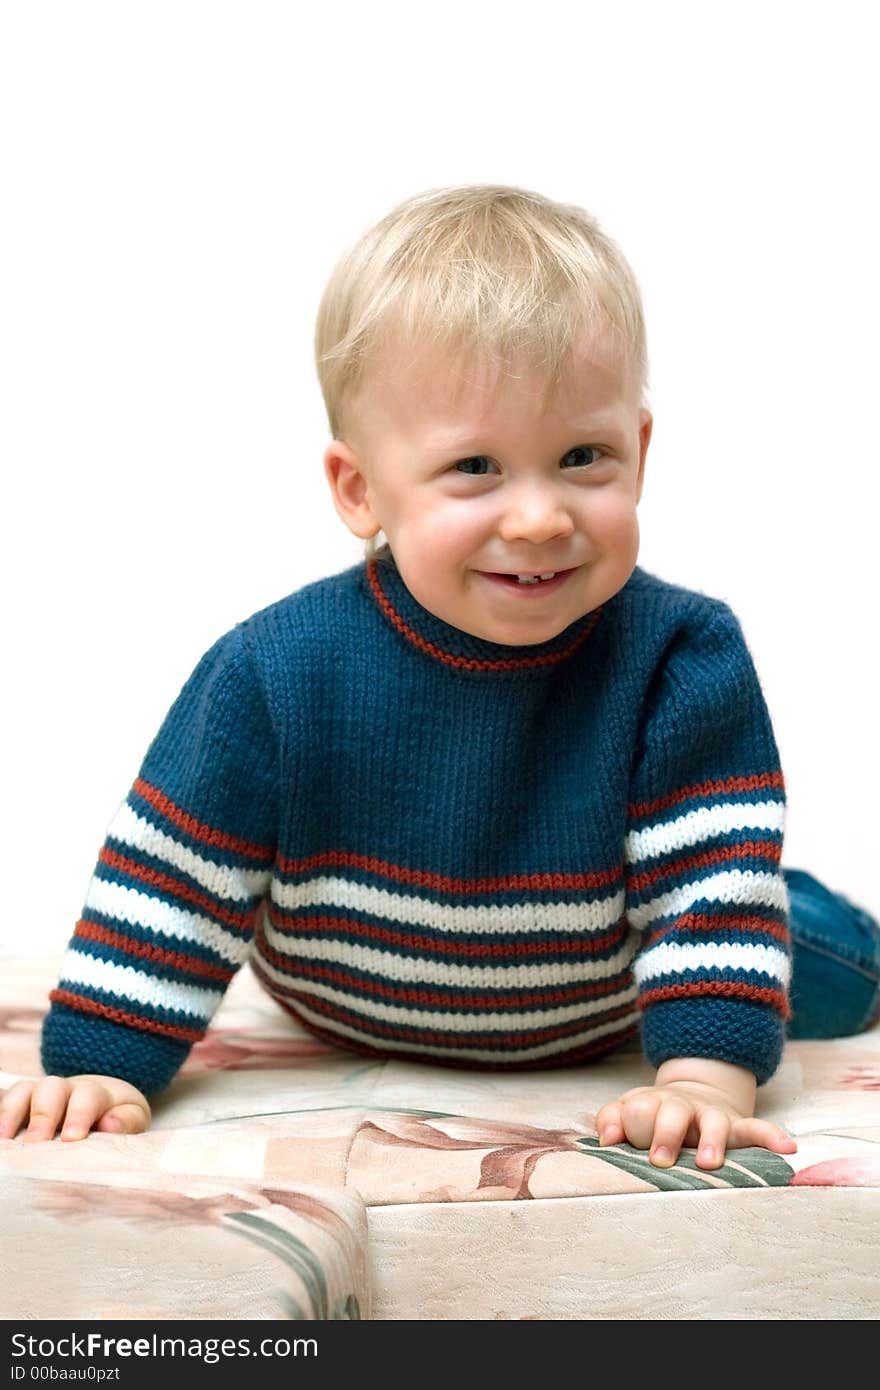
1, 1, 877, 958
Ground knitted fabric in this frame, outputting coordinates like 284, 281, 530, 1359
41, 552, 791, 1094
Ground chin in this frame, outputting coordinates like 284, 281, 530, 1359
484, 619, 571, 647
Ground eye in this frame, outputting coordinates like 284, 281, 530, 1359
561, 445, 605, 468
452, 446, 606, 476
453, 456, 497, 476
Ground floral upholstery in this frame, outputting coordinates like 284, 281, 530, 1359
2, 961, 879, 1319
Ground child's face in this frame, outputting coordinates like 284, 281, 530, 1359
324, 332, 652, 646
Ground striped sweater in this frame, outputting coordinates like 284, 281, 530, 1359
41, 551, 792, 1093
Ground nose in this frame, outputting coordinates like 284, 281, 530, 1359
496, 479, 575, 545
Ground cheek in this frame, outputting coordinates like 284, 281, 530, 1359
585, 491, 639, 543
412, 498, 487, 552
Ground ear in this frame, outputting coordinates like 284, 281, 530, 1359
323, 441, 383, 540
635, 409, 652, 505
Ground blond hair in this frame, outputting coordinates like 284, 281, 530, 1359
313, 183, 648, 562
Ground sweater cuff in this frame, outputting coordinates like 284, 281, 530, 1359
640, 996, 786, 1086
41, 1004, 191, 1097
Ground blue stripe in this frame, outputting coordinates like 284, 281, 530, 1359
272, 858, 625, 898
279, 988, 636, 1048
267, 916, 630, 965
260, 956, 635, 1013
78, 910, 237, 972
627, 864, 787, 914
627, 788, 786, 830
92, 856, 260, 923
127, 787, 273, 868
68, 931, 229, 991
53, 976, 214, 1031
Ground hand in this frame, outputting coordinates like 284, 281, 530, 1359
596, 1079, 797, 1170
0, 1074, 151, 1142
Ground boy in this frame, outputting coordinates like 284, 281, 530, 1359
2, 184, 878, 1167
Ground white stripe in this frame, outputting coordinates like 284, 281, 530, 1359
109, 800, 271, 902
626, 869, 790, 931
253, 947, 639, 1032
271, 875, 624, 935
85, 878, 252, 966
59, 948, 224, 1021
260, 915, 637, 989
634, 941, 791, 987
270, 987, 641, 1064
626, 800, 786, 863
723, 1158, 770, 1186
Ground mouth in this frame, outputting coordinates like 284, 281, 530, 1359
477, 567, 579, 597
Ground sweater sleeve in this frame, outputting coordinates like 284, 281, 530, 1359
624, 603, 792, 1085
41, 622, 278, 1095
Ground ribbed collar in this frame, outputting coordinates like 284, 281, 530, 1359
362, 551, 603, 676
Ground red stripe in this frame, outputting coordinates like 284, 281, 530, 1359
628, 838, 783, 893
73, 919, 235, 984
265, 902, 629, 958
639, 979, 791, 1019
255, 931, 632, 1007
366, 558, 603, 673
48, 988, 204, 1042
643, 912, 790, 949
268, 989, 639, 1070
628, 772, 786, 821
251, 959, 636, 1047
132, 777, 275, 863
274, 848, 623, 893
98, 846, 259, 933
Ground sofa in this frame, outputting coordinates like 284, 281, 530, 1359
2, 959, 878, 1320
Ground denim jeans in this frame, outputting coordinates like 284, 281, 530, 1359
784, 866, 880, 1039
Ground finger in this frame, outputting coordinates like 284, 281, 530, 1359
616, 1090, 663, 1153
644, 1098, 694, 1167
728, 1118, 798, 1155
59, 1081, 120, 1141
95, 1103, 150, 1136
595, 1101, 625, 1146
695, 1109, 732, 1169
22, 1076, 71, 1142
0, 1081, 37, 1139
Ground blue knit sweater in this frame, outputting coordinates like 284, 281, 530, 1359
41, 552, 791, 1093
